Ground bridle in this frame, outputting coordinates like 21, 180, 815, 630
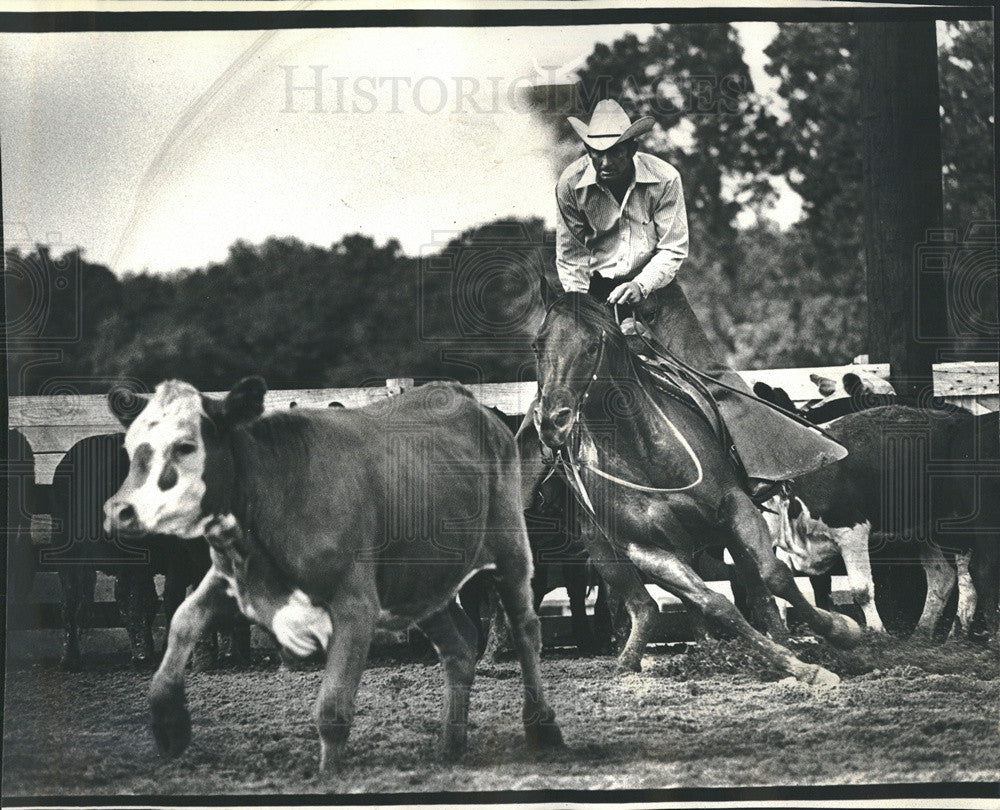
536, 318, 705, 520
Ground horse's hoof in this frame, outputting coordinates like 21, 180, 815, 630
616, 652, 643, 673
525, 719, 564, 753
826, 613, 863, 649
59, 653, 82, 672
803, 665, 840, 688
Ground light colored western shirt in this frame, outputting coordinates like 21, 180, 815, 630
555, 151, 689, 298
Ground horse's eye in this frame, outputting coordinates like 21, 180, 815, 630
531, 341, 540, 356
586, 342, 600, 357
174, 441, 197, 457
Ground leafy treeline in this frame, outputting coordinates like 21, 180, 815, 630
6, 22, 993, 396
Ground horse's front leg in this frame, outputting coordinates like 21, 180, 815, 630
149, 568, 232, 758
579, 525, 658, 672
721, 490, 862, 650
625, 540, 841, 686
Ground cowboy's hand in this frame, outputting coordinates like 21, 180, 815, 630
607, 281, 643, 305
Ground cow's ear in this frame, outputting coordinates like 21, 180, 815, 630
842, 372, 864, 399
810, 373, 837, 397
107, 387, 149, 429
223, 376, 267, 426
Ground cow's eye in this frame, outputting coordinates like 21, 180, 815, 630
174, 441, 197, 457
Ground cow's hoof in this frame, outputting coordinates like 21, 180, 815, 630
616, 651, 642, 673
151, 705, 191, 759
437, 732, 468, 762
826, 613, 863, 649
803, 665, 840, 688
150, 682, 191, 759
525, 709, 564, 753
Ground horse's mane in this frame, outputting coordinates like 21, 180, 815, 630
544, 292, 630, 352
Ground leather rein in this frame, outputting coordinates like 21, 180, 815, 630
544, 324, 705, 518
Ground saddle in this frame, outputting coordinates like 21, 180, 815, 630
620, 317, 842, 504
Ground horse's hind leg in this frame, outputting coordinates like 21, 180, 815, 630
625, 541, 840, 686
491, 521, 563, 752
721, 490, 862, 650
416, 601, 478, 759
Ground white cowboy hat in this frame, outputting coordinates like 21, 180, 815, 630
567, 99, 654, 151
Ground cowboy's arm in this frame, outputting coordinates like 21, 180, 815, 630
555, 179, 592, 294
633, 173, 689, 298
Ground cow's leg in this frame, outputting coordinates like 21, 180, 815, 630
149, 568, 231, 759
831, 523, 885, 633
162, 553, 190, 634
592, 578, 614, 653
725, 542, 789, 641
58, 568, 86, 670
493, 537, 563, 752
625, 541, 840, 685
116, 567, 156, 669
969, 537, 999, 642
314, 589, 377, 773
578, 526, 658, 672
721, 491, 862, 650
458, 571, 492, 659
564, 561, 595, 652
416, 600, 478, 759
913, 543, 957, 640
228, 615, 253, 666
949, 550, 976, 639
811, 574, 834, 611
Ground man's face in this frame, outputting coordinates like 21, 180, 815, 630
586, 141, 635, 185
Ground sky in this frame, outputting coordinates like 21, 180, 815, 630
2, 22, 790, 276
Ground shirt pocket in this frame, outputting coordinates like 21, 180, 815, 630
630, 208, 657, 252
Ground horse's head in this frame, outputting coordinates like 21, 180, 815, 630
532, 292, 623, 448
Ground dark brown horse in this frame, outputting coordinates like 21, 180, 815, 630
531, 293, 862, 684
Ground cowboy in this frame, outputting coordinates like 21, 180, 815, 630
554, 99, 846, 485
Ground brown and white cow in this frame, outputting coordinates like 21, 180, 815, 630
103, 377, 562, 772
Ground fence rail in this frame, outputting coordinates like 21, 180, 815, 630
9, 360, 998, 484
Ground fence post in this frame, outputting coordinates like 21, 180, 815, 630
385, 378, 413, 397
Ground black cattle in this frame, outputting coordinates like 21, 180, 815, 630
105, 378, 562, 770
49, 433, 247, 669
764, 405, 997, 639
480, 407, 613, 656
754, 371, 897, 426
5, 430, 38, 615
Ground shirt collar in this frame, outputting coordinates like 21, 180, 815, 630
575, 152, 660, 191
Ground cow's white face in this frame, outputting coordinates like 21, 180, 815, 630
105, 380, 210, 538
762, 495, 842, 576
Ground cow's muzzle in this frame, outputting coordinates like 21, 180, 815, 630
104, 497, 142, 535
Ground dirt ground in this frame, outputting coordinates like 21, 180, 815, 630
3, 630, 998, 797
